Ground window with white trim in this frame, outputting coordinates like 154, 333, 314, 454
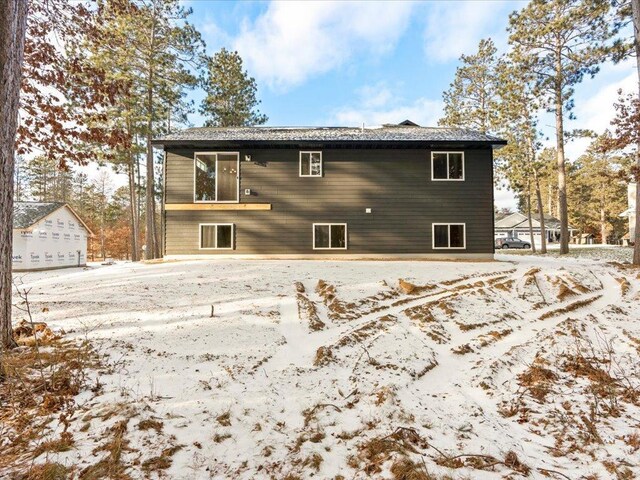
313, 223, 347, 250
300, 151, 322, 177
200, 224, 234, 250
432, 223, 466, 249
431, 152, 464, 180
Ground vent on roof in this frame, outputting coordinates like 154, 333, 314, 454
398, 120, 419, 127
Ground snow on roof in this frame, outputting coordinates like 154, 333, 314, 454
13, 201, 94, 235
494, 211, 570, 230
153, 125, 506, 145
13, 202, 65, 229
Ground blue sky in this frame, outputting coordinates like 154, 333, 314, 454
183, 0, 636, 209
187, 0, 525, 128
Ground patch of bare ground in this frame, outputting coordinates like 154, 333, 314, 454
295, 291, 325, 331
0, 322, 101, 477
350, 427, 530, 478
316, 280, 360, 322
498, 324, 640, 462
313, 315, 398, 367
615, 276, 631, 296
538, 295, 602, 320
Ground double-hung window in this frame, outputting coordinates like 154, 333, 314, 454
432, 223, 466, 249
300, 152, 322, 177
431, 152, 464, 181
313, 223, 347, 250
200, 224, 234, 250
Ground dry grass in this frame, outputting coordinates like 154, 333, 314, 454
0, 329, 100, 476
33, 432, 74, 457
137, 418, 163, 433
18, 462, 69, 480
216, 410, 232, 427
141, 445, 182, 473
80, 420, 132, 479
517, 362, 558, 402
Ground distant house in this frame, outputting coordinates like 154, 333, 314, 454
152, 123, 506, 259
572, 233, 595, 245
12, 202, 93, 271
494, 211, 576, 248
620, 183, 636, 246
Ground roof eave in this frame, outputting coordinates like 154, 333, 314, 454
152, 139, 507, 149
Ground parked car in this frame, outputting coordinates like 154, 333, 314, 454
495, 237, 531, 249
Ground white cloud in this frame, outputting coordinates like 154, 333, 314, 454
494, 186, 519, 210
422, 1, 521, 62
539, 60, 638, 160
329, 83, 442, 127
233, 1, 414, 90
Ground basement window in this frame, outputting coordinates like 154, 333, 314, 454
200, 224, 234, 250
432, 223, 466, 249
313, 223, 347, 250
431, 152, 464, 181
300, 152, 323, 177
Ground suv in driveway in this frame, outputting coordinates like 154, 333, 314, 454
495, 237, 531, 249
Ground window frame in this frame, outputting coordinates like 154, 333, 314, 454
299, 151, 323, 178
193, 152, 240, 203
312, 223, 348, 250
432, 223, 466, 250
431, 151, 465, 181
199, 223, 235, 250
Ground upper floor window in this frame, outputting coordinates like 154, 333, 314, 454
431, 152, 464, 181
194, 152, 239, 202
300, 152, 322, 177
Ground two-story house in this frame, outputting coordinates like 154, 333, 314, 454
153, 122, 506, 259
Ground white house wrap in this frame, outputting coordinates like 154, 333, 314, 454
12, 202, 93, 271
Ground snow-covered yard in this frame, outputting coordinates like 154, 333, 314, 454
7, 252, 640, 479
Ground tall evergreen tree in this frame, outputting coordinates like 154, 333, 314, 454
495, 56, 549, 252
439, 38, 499, 134
83, 0, 204, 260
508, 0, 616, 254
570, 133, 629, 243
200, 48, 268, 127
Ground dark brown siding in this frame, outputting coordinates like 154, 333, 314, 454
164, 148, 494, 255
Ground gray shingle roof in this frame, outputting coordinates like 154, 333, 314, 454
13, 202, 65, 229
153, 125, 506, 145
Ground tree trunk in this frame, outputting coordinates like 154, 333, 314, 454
632, 0, 640, 265
0, 0, 28, 350
534, 170, 547, 254
600, 204, 607, 245
526, 185, 537, 254
144, 15, 156, 261
128, 151, 139, 262
145, 86, 155, 260
554, 59, 569, 254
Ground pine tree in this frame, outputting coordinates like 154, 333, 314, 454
508, 0, 616, 254
200, 48, 268, 127
80, 0, 204, 260
570, 133, 629, 243
439, 38, 499, 134
495, 55, 549, 252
